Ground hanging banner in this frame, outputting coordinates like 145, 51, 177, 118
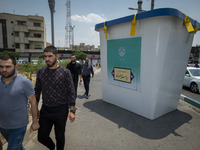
107, 37, 141, 90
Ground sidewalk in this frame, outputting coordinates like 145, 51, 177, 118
4, 68, 200, 150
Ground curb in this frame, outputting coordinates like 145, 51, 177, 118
180, 94, 200, 108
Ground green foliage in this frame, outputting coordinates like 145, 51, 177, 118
18, 63, 37, 80
0, 50, 20, 57
59, 59, 71, 67
18, 58, 46, 80
35, 58, 46, 69
74, 50, 87, 61
38, 54, 44, 59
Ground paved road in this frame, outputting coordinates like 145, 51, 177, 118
182, 86, 200, 102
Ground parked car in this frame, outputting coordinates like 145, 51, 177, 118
31, 60, 38, 65
183, 67, 200, 93
16, 60, 28, 64
187, 64, 194, 67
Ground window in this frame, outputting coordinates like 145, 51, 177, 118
189, 69, 200, 76
34, 44, 42, 49
15, 32, 19, 37
33, 22, 41, 27
34, 33, 41, 38
25, 44, 30, 49
24, 32, 29, 37
15, 43, 20, 48
17, 21, 26, 25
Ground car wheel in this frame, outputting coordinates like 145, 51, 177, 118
190, 82, 199, 93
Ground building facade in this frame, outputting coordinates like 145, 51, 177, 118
63, 43, 100, 51
0, 13, 46, 61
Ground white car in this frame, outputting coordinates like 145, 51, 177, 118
183, 67, 200, 93
31, 60, 38, 65
16, 60, 28, 64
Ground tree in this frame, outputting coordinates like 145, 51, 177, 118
59, 59, 71, 67
38, 54, 44, 59
0, 50, 20, 57
74, 50, 87, 62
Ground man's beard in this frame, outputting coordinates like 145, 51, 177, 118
46, 59, 57, 67
71, 60, 76, 64
2, 69, 15, 78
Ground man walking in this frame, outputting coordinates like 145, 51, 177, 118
67, 54, 82, 98
35, 46, 76, 150
0, 55, 39, 150
82, 57, 94, 99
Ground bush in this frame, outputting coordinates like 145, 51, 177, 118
59, 59, 71, 67
17, 59, 46, 80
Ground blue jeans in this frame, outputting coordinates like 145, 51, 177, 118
0, 126, 27, 150
83, 75, 91, 96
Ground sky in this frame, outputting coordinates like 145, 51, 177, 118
0, 0, 200, 48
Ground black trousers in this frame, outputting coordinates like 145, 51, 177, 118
73, 80, 78, 98
38, 105, 69, 150
82, 75, 91, 96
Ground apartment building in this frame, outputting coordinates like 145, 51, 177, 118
73, 43, 97, 51
0, 13, 46, 61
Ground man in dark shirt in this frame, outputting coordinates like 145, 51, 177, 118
35, 46, 76, 150
82, 57, 94, 99
67, 54, 82, 98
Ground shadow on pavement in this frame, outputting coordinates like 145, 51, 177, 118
83, 99, 192, 140
77, 94, 91, 100
77, 95, 85, 99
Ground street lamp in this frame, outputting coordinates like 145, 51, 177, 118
70, 25, 75, 51
129, 0, 155, 12
128, 0, 145, 13
48, 0, 55, 46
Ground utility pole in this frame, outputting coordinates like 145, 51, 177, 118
48, 0, 55, 46
151, 0, 154, 10
138, 0, 143, 13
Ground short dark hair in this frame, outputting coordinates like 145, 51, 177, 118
71, 54, 76, 57
44, 46, 58, 55
0, 54, 16, 66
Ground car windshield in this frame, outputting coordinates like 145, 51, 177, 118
189, 69, 200, 76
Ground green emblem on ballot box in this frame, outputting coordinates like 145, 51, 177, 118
107, 37, 141, 90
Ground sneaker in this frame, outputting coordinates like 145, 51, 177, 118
85, 95, 89, 99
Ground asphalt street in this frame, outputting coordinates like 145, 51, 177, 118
182, 86, 200, 102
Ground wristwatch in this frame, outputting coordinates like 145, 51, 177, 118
70, 109, 76, 114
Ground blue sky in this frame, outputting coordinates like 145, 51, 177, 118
0, 0, 200, 48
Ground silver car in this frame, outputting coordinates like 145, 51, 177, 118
183, 67, 200, 93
